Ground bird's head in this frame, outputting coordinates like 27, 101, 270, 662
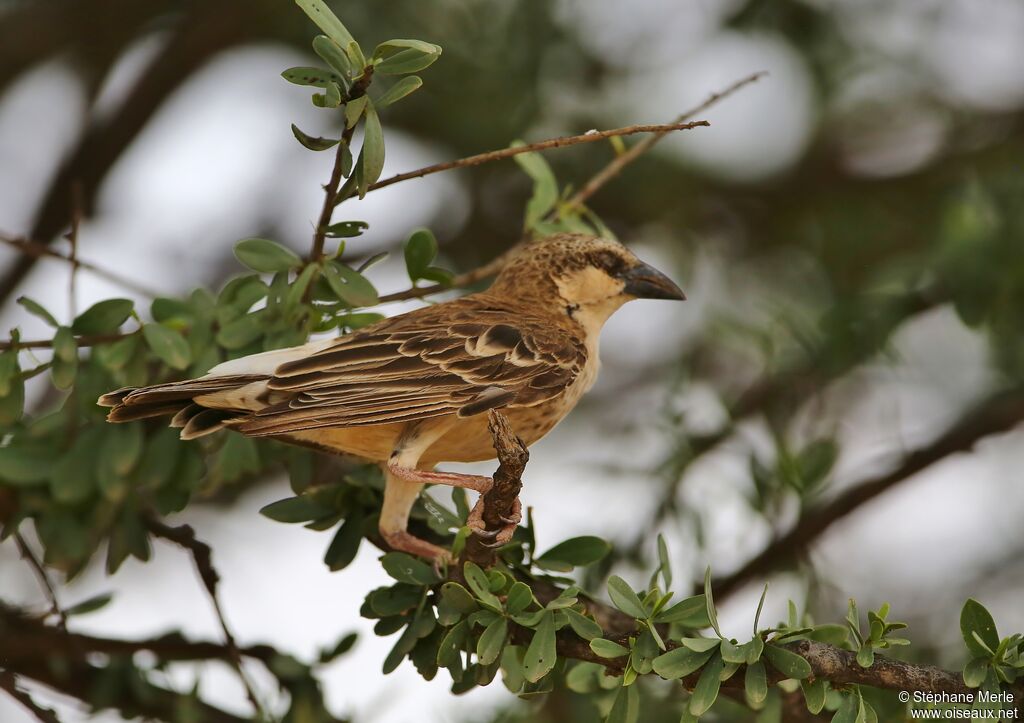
489, 233, 685, 331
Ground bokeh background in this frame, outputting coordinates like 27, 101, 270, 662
2, 0, 1024, 721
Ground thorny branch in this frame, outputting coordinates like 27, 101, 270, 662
376, 71, 763, 304
711, 385, 1024, 600
461, 410, 529, 568
13, 531, 66, 632
0, 233, 158, 298
563, 71, 767, 212
144, 518, 265, 719
365, 121, 708, 196
0, 671, 61, 723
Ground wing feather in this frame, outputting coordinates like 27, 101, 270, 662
235, 297, 585, 436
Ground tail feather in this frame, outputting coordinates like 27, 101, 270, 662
98, 374, 267, 439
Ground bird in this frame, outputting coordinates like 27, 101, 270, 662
98, 233, 685, 563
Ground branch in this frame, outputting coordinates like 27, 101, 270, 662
366, 121, 709, 195
13, 532, 66, 632
712, 386, 1024, 599
0, 233, 158, 298
616, 284, 944, 564
145, 518, 265, 719
373, 73, 764, 305
0, 671, 61, 723
309, 68, 374, 262
563, 71, 767, 212
0, 331, 134, 352
461, 410, 529, 568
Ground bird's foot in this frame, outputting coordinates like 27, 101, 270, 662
467, 497, 521, 548
381, 529, 452, 572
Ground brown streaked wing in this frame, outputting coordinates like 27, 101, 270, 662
235, 297, 586, 436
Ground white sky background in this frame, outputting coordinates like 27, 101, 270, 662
2, 0, 1024, 720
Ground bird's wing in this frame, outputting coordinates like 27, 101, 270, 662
235, 299, 585, 435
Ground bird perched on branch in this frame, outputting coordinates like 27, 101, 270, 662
99, 233, 685, 562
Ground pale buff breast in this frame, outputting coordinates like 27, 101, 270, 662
286, 354, 599, 466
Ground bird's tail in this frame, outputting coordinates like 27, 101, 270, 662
97, 374, 267, 439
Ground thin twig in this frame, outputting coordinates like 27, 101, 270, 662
0, 234, 158, 298
0, 331, 134, 352
66, 182, 82, 319
0, 671, 62, 723
366, 121, 709, 195
309, 68, 374, 262
711, 386, 1024, 600
563, 71, 767, 212
14, 532, 67, 632
373, 74, 762, 304
145, 518, 265, 719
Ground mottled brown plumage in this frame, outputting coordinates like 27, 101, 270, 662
99, 233, 685, 561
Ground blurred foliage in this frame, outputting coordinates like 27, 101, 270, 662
2, 0, 1024, 721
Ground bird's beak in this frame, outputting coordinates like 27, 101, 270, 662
621, 261, 686, 300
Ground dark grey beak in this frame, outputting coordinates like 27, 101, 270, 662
621, 261, 686, 301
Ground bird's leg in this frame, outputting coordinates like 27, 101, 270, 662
385, 462, 520, 546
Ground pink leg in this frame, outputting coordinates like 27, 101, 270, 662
382, 529, 451, 567
386, 462, 520, 547
385, 462, 493, 493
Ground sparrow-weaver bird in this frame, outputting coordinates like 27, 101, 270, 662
99, 233, 685, 561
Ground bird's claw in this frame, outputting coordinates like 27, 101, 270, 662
466, 497, 522, 548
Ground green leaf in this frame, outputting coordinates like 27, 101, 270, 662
798, 438, 838, 489
961, 599, 999, 658
651, 644, 716, 679
512, 143, 558, 230
801, 678, 826, 714
359, 102, 385, 195
325, 220, 368, 238
290, 123, 339, 151
537, 536, 611, 568
689, 652, 724, 716
17, 296, 58, 327
656, 534, 672, 590
65, 593, 113, 617
720, 638, 747, 664
831, 692, 859, 723
234, 238, 302, 273
505, 582, 533, 616
0, 442, 55, 481
294, 0, 356, 49
522, 611, 556, 682
607, 576, 646, 619
654, 594, 710, 627
564, 609, 602, 641
344, 95, 368, 129
373, 40, 442, 75
477, 617, 508, 665
763, 644, 812, 679
324, 514, 363, 571
754, 583, 769, 634
322, 262, 379, 307
215, 314, 263, 350
856, 643, 874, 668
704, 567, 723, 638
436, 619, 468, 667
143, 323, 191, 370
51, 326, 77, 388
281, 66, 342, 88
440, 582, 478, 614
963, 657, 989, 687
606, 683, 639, 723
745, 660, 768, 705
376, 76, 423, 108
589, 638, 629, 659
259, 495, 333, 523
72, 298, 133, 334
381, 552, 439, 585
312, 34, 351, 77
681, 637, 721, 653
463, 561, 500, 608
404, 228, 438, 282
